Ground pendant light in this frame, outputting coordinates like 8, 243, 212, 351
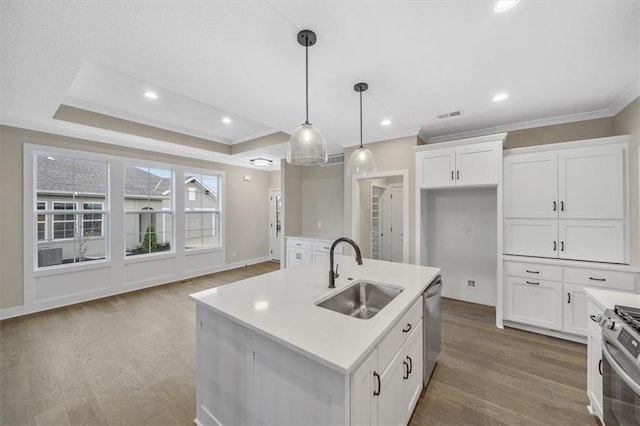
287, 30, 328, 166
347, 82, 376, 176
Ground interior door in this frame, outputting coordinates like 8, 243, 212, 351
269, 189, 281, 261
390, 186, 404, 263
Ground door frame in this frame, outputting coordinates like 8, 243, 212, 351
351, 170, 409, 264
268, 188, 281, 261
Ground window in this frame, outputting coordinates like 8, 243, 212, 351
35, 153, 108, 268
185, 172, 221, 250
37, 202, 46, 241
124, 165, 173, 256
53, 202, 76, 239
82, 203, 104, 237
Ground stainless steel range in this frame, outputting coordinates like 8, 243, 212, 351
598, 305, 640, 426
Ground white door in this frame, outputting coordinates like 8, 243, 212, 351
389, 186, 404, 263
350, 350, 378, 426
504, 219, 559, 258
562, 283, 589, 336
419, 149, 455, 189
269, 189, 281, 261
504, 276, 562, 331
402, 323, 423, 424
503, 152, 558, 218
455, 141, 501, 186
377, 352, 404, 426
558, 219, 625, 263
558, 145, 624, 219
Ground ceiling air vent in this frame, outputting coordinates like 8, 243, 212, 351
437, 110, 463, 119
323, 153, 345, 166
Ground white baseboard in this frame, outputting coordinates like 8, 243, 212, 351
0, 255, 274, 321
503, 321, 586, 344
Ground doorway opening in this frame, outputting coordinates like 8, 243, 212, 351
269, 188, 282, 261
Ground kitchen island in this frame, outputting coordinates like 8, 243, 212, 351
189, 255, 440, 425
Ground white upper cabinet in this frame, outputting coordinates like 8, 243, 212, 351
415, 134, 505, 189
504, 152, 558, 218
558, 145, 624, 219
503, 136, 629, 264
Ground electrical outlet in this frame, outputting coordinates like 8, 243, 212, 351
467, 280, 476, 289
317, 221, 322, 229
232, 251, 237, 257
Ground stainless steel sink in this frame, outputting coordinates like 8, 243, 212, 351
316, 281, 403, 319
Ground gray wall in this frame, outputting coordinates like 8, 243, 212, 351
0, 125, 271, 309
301, 164, 344, 237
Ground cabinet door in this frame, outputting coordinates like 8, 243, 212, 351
587, 324, 604, 422
377, 351, 404, 426
350, 350, 378, 426
418, 149, 455, 189
504, 219, 558, 258
455, 141, 501, 186
286, 249, 301, 268
402, 323, 423, 424
313, 251, 329, 263
558, 145, 624, 219
558, 220, 624, 263
504, 277, 562, 330
562, 284, 589, 336
503, 152, 558, 218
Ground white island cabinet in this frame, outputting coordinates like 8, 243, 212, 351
190, 256, 440, 425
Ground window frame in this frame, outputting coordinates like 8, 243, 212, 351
124, 163, 175, 258
184, 170, 224, 252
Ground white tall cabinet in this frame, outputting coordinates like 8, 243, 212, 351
504, 137, 628, 264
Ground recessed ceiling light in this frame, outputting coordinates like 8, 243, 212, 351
221, 116, 232, 124
250, 158, 273, 166
494, 0, 520, 13
380, 119, 392, 126
142, 90, 158, 100
492, 93, 509, 102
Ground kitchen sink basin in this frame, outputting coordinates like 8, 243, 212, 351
316, 281, 403, 319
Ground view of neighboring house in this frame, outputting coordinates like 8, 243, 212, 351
36, 154, 219, 267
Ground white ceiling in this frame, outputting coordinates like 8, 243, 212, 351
1, 1, 638, 169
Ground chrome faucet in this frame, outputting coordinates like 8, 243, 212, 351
329, 237, 363, 289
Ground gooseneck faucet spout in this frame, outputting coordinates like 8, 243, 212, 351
329, 237, 363, 289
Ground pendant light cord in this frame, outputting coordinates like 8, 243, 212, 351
305, 38, 309, 125
359, 89, 363, 149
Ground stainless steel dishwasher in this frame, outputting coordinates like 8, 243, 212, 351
423, 275, 442, 387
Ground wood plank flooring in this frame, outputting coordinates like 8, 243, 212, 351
1, 263, 598, 425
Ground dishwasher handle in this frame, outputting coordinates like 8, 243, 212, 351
424, 276, 442, 299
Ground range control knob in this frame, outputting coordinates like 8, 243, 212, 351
602, 318, 617, 330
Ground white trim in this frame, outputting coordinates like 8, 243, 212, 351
503, 321, 586, 344
0, 256, 273, 321
341, 128, 421, 149
503, 135, 630, 156
608, 81, 640, 116
351, 169, 410, 264
415, 133, 507, 151
424, 109, 614, 144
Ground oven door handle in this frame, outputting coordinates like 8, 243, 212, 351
602, 340, 640, 396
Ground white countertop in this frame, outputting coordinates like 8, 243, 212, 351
189, 255, 440, 374
286, 235, 339, 242
584, 288, 640, 312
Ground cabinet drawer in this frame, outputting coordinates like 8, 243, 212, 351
286, 238, 312, 250
564, 267, 635, 291
504, 261, 562, 282
312, 241, 343, 254
378, 298, 422, 372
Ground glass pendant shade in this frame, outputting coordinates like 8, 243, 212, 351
347, 147, 376, 176
287, 123, 328, 165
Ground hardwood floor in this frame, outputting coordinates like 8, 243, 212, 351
1, 263, 598, 425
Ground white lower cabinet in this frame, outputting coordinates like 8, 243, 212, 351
351, 301, 423, 426
504, 276, 562, 331
286, 237, 341, 268
504, 259, 637, 338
